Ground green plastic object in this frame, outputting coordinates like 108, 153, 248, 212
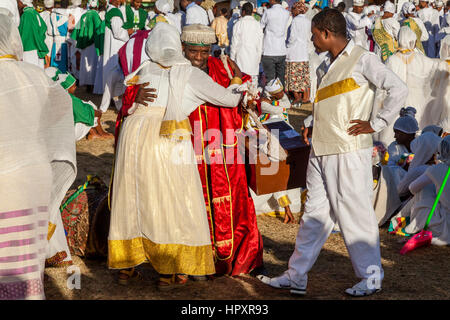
424, 165, 450, 230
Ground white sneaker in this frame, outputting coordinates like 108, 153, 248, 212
344, 280, 382, 297
257, 273, 307, 295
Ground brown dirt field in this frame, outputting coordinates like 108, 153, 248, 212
44, 87, 450, 300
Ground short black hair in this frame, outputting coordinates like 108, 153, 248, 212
221, 7, 228, 15
311, 8, 347, 38
242, 2, 253, 15
337, 2, 346, 11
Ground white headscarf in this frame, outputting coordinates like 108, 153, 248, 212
125, 23, 192, 139
71, 0, 82, 7
393, 107, 419, 134
409, 132, 442, 169
0, 13, 23, 61
398, 25, 417, 50
155, 0, 174, 14
22, 0, 34, 7
383, 1, 395, 14
89, 0, 98, 8
422, 125, 443, 136
0, 0, 20, 26
402, 2, 415, 16
438, 136, 450, 165
44, 0, 54, 8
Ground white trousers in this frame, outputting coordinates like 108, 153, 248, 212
99, 64, 125, 112
287, 147, 384, 284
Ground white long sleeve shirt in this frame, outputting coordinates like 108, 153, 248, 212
318, 40, 409, 133
345, 11, 372, 49
185, 2, 209, 26
230, 15, 264, 76
260, 4, 290, 56
286, 14, 311, 62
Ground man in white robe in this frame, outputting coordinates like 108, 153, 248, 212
345, 0, 374, 50
417, 0, 440, 57
230, 2, 263, 83
181, 0, 209, 26
67, 0, 86, 78
40, 0, 54, 57
98, 0, 131, 114
0, 0, 20, 26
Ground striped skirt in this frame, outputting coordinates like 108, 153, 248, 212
0, 163, 52, 300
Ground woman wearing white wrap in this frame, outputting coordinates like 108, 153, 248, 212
108, 23, 244, 288
0, 13, 76, 299
396, 136, 450, 245
373, 26, 449, 146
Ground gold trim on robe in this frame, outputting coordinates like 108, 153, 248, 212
108, 237, 216, 275
159, 119, 193, 140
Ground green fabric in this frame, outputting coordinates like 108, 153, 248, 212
18, 7, 49, 59
253, 14, 261, 22
95, 7, 123, 56
70, 94, 95, 126
105, 7, 124, 29
123, 5, 148, 30
71, 10, 103, 50
60, 73, 77, 90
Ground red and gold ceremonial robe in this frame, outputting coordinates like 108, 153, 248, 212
188, 57, 263, 276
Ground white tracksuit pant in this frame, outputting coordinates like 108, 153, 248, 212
287, 147, 384, 285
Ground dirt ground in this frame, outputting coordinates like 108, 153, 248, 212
44, 87, 450, 300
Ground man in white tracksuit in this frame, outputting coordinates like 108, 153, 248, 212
258, 9, 408, 297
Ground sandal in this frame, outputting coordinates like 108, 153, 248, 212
117, 268, 143, 286
158, 274, 188, 291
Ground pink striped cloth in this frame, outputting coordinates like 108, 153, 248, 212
0, 207, 48, 300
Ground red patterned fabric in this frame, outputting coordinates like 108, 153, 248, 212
189, 57, 263, 276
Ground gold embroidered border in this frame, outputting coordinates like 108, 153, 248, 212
0, 54, 18, 60
277, 195, 291, 208
212, 195, 231, 204
314, 78, 360, 103
108, 237, 215, 275
160, 119, 192, 140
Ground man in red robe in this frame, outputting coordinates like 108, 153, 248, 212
117, 24, 264, 277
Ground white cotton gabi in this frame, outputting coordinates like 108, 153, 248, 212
0, 13, 23, 60
409, 132, 442, 169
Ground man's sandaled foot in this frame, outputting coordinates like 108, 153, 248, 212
117, 268, 142, 285
158, 274, 188, 291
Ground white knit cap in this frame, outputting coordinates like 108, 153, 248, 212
44, 0, 54, 8
353, 0, 365, 7
89, 0, 98, 8
265, 78, 284, 95
155, 0, 173, 14
281, 1, 289, 9
436, 0, 444, 7
71, 0, 82, 6
393, 107, 419, 134
383, 0, 395, 13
